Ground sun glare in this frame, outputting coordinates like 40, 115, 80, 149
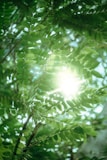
56, 67, 82, 99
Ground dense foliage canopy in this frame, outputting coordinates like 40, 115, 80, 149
0, 0, 107, 160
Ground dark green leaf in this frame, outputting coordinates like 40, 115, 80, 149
74, 126, 84, 134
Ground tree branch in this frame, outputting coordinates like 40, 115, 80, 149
70, 148, 75, 160
11, 112, 33, 160
19, 122, 42, 160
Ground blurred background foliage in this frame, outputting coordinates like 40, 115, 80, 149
0, 0, 107, 160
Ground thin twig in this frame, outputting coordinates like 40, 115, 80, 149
0, 42, 18, 64
0, 26, 24, 64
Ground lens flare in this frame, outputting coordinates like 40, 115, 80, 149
56, 68, 81, 99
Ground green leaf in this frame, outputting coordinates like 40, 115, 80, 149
83, 126, 96, 136
73, 126, 84, 134
89, 61, 99, 69
53, 134, 58, 141
92, 70, 103, 78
